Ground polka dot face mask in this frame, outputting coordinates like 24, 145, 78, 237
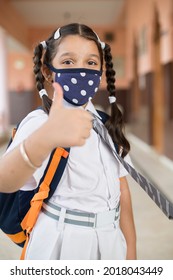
47, 65, 102, 106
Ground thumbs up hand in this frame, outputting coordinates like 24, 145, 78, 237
0, 83, 93, 193
46, 82, 93, 148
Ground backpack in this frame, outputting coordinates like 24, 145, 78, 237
0, 113, 69, 259
0, 109, 118, 259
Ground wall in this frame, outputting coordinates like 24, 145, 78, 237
126, 0, 173, 81
0, 0, 29, 48
7, 52, 35, 124
8, 52, 33, 92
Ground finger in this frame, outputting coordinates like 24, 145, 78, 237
84, 110, 94, 121
52, 82, 64, 108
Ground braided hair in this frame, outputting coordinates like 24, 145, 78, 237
33, 23, 130, 157
103, 44, 130, 157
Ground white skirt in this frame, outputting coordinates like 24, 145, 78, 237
25, 207, 127, 260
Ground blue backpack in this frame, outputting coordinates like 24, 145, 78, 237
0, 109, 118, 259
0, 113, 69, 256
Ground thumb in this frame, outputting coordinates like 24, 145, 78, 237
52, 82, 64, 108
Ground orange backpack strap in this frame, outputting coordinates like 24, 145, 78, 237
20, 147, 68, 260
12, 127, 17, 139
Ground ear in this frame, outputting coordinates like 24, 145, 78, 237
42, 65, 53, 83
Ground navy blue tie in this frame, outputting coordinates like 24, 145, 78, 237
92, 115, 173, 219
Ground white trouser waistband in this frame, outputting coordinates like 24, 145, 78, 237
42, 201, 120, 228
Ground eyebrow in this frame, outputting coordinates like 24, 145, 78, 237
89, 54, 100, 59
59, 52, 100, 59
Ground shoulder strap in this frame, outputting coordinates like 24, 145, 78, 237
20, 147, 69, 259
35, 146, 70, 203
96, 110, 119, 153
6, 123, 20, 150
96, 110, 109, 124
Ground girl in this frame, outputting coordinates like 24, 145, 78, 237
6, 23, 136, 259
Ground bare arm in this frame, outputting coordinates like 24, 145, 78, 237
0, 83, 92, 193
120, 176, 137, 260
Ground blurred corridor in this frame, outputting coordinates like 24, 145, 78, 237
0, 0, 173, 260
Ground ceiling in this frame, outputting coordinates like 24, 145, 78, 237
5, 0, 126, 52
9, 0, 125, 27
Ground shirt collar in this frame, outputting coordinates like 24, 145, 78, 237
85, 100, 102, 120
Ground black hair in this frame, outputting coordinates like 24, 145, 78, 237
33, 23, 130, 157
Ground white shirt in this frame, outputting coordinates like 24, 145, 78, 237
6, 100, 132, 213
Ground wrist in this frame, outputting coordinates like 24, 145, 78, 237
24, 124, 55, 167
20, 141, 41, 169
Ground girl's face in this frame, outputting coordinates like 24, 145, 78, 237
52, 35, 101, 71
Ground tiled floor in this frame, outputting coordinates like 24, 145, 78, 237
0, 132, 173, 260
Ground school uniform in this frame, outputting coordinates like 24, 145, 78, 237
6, 100, 132, 260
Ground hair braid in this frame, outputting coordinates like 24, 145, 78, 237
33, 44, 45, 91
33, 44, 52, 114
104, 44, 116, 96
104, 44, 130, 158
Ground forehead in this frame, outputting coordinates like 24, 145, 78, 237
56, 35, 100, 56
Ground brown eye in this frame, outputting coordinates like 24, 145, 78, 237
88, 61, 97, 65
63, 60, 73, 65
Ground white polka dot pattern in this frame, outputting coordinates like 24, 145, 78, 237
63, 85, 69, 91
71, 78, 77, 84
55, 68, 102, 106
81, 90, 87, 96
88, 80, 94, 86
